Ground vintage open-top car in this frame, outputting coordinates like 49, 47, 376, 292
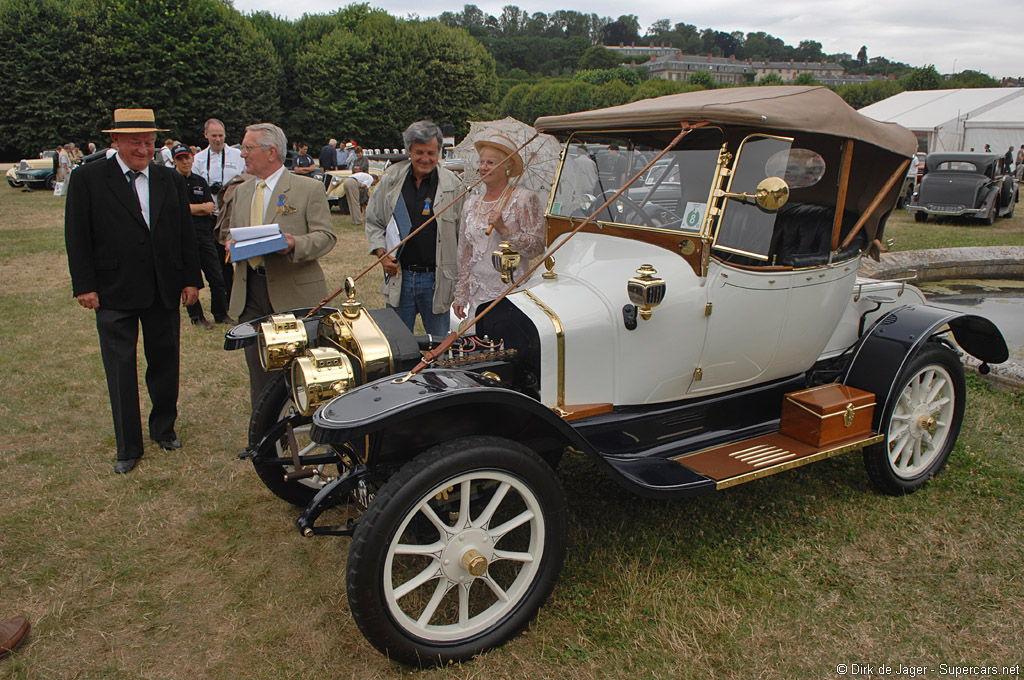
907, 151, 1017, 224
7, 151, 58, 189
225, 86, 1008, 666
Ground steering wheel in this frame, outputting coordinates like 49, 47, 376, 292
596, 190, 659, 228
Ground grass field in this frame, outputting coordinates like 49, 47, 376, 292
1, 187, 1022, 679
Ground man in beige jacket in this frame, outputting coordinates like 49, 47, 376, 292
230, 122, 336, 407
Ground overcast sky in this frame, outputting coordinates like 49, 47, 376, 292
230, 0, 1023, 80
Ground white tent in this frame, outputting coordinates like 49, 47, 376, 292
964, 96, 1024, 156
859, 88, 1024, 153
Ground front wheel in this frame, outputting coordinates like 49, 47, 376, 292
863, 343, 965, 495
249, 372, 345, 506
347, 436, 568, 667
914, 212, 927, 223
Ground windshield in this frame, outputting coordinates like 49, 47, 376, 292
548, 129, 725, 231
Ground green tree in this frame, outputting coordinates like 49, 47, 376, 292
946, 70, 1000, 88
856, 45, 868, 65
795, 40, 824, 62
600, 16, 639, 46
834, 78, 903, 109
630, 78, 698, 102
591, 79, 632, 108
901, 65, 943, 91
292, 14, 497, 145
756, 73, 785, 86
687, 70, 717, 89
646, 19, 671, 38
792, 72, 821, 86
0, 0, 281, 156
575, 67, 640, 86
577, 45, 620, 70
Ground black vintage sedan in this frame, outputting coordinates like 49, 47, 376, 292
908, 152, 1017, 224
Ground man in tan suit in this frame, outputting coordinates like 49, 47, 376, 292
230, 122, 336, 407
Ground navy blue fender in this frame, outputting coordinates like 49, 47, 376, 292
310, 368, 592, 468
843, 304, 1008, 430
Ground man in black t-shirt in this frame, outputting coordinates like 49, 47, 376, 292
172, 144, 232, 328
293, 142, 315, 175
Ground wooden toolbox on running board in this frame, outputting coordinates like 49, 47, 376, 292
779, 384, 876, 447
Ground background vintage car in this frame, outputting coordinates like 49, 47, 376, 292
8, 151, 58, 189
323, 154, 392, 213
908, 151, 1017, 224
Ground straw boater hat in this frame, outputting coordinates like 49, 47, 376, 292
102, 108, 168, 134
473, 133, 524, 177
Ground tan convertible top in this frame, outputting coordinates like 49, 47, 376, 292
534, 86, 917, 158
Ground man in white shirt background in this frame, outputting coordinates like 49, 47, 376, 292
193, 118, 246, 203
193, 118, 246, 297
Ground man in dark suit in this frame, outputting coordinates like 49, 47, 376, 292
65, 108, 202, 474
318, 138, 337, 189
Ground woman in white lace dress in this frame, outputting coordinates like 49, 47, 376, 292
453, 133, 545, 323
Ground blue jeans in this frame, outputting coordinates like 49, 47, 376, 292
390, 270, 450, 337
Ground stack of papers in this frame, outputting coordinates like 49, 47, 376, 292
229, 224, 287, 263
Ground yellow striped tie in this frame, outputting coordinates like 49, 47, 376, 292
248, 180, 266, 269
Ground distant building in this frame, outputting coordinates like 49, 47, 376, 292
639, 53, 755, 85
613, 48, 883, 87
753, 59, 845, 82
604, 45, 678, 59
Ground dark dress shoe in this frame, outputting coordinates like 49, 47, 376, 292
154, 438, 182, 450
191, 317, 215, 330
215, 315, 237, 325
114, 458, 138, 474
0, 615, 30, 659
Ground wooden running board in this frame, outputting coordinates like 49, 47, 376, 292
673, 431, 883, 490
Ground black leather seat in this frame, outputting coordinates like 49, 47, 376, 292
767, 203, 866, 268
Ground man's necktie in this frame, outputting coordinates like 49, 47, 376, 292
248, 180, 267, 269
125, 170, 149, 229
250, 180, 266, 225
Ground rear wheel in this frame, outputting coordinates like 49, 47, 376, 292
913, 212, 927, 223
863, 343, 965, 495
347, 436, 567, 667
45, 174, 56, 190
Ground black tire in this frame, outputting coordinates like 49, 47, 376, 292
7, 178, 22, 188
347, 436, 568, 667
863, 343, 965, 496
45, 174, 56, 190
913, 212, 927, 223
1000, 176, 1014, 208
982, 202, 996, 226
248, 372, 338, 507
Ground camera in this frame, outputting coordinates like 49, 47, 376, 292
209, 182, 223, 195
